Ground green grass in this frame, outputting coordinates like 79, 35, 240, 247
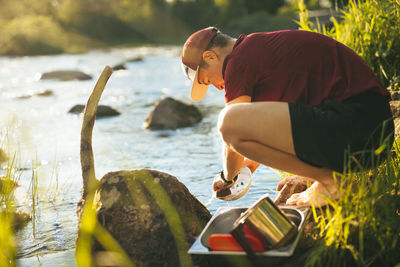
0, 154, 21, 267
0, 138, 68, 266
304, 140, 400, 266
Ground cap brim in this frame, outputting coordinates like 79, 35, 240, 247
190, 67, 209, 102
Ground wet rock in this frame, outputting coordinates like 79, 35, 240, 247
84, 169, 211, 266
127, 56, 144, 62
40, 70, 92, 81
68, 104, 120, 118
144, 97, 202, 130
36, 89, 54, 97
17, 89, 54, 99
112, 63, 127, 71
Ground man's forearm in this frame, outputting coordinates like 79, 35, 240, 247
223, 145, 244, 180
243, 158, 260, 173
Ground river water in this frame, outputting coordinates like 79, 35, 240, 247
0, 46, 281, 266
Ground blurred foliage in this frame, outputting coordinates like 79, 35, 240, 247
0, 15, 98, 55
298, 0, 400, 90
0, 0, 300, 55
226, 11, 298, 35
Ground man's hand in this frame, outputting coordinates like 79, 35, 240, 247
276, 175, 314, 191
274, 175, 314, 205
213, 172, 236, 191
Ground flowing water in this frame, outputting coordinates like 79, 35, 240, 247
0, 46, 281, 266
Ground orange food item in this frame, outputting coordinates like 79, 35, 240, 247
208, 225, 267, 252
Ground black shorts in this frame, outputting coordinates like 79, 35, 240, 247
289, 91, 394, 173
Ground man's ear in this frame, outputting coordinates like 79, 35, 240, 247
202, 50, 218, 62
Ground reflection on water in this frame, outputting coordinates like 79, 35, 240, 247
0, 46, 280, 265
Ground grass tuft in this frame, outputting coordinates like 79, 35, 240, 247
304, 140, 400, 266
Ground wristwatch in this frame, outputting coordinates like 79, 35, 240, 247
219, 171, 238, 185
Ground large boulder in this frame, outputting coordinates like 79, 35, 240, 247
68, 104, 120, 118
40, 70, 92, 81
144, 97, 202, 130
89, 169, 211, 266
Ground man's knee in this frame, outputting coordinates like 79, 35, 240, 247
217, 104, 244, 145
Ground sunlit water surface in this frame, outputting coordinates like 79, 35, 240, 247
0, 47, 281, 266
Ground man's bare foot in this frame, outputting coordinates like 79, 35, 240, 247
286, 179, 339, 207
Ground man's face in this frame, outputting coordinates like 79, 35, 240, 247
197, 51, 225, 90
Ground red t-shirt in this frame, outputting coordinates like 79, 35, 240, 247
223, 30, 389, 105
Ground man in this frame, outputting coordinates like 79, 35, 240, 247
181, 27, 394, 206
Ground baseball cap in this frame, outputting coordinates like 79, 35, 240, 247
181, 27, 217, 101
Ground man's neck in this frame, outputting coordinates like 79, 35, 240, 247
217, 39, 237, 61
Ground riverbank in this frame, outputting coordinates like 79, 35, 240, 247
0, 46, 281, 265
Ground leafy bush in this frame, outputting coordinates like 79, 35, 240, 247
298, 0, 400, 90
0, 16, 97, 55
226, 10, 297, 35
0, 0, 300, 55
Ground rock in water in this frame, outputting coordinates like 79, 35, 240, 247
69, 104, 120, 118
145, 97, 202, 130
112, 63, 127, 71
17, 89, 54, 99
40, 70, 92, 81
91, 169, 211, 266
127, 56, 144, 62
